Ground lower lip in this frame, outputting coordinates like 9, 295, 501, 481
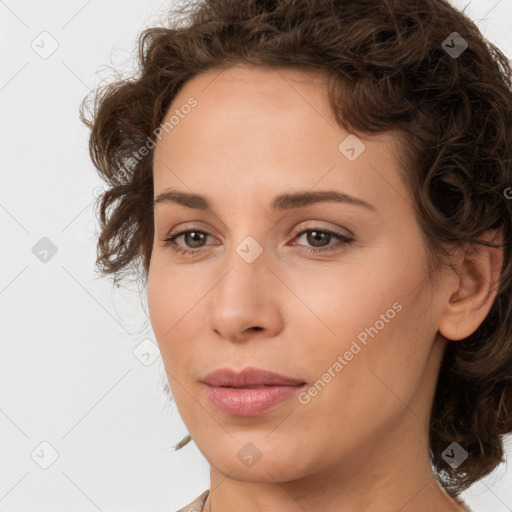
203, 384, 306, 417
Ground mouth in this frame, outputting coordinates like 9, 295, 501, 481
200, 367, 307, 417
202, 383, 307, 417
200, 366, 306, 388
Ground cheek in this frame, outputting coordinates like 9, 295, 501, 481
296, 243, 432, 406
147, 266, 200, 420
147, 255, 206, 373
147, 256, 184, 362
147, 259, 169, 341
288, 294, 426, 466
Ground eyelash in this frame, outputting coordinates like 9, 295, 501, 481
162, 227, 354, 256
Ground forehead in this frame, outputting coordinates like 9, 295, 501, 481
152, 64, 407, 215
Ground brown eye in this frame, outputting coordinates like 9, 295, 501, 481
162, 230, 213, 254
292, 228, 354, 254
181, 231, 207, 248
305, 230, 332, 247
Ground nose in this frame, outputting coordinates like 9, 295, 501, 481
208, 242, 284, 344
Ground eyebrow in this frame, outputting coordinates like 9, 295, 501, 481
153, 188, 377, 212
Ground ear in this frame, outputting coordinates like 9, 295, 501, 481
438, 227, 504, 341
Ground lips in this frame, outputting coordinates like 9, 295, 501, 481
200, 366, 306, 388
200, 367, 307, 417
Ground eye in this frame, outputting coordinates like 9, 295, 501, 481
162, 230, 213, 255
290, 228, 354, 254
161, 227, 354, 256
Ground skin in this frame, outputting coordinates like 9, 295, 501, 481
147, 64, 503, 512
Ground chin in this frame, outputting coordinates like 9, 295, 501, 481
202, 436, 312, 483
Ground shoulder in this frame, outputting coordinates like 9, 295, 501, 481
175, 490, 209, 512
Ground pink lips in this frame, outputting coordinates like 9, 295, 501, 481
200, 367, 307, 417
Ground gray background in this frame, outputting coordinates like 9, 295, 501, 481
0, 1, 510, 510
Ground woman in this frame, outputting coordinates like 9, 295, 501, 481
80, 0, 512, 510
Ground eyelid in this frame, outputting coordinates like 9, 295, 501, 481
165, 222, 216, 238
290, 222, 353, 240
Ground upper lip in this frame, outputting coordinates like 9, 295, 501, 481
200, 367, 306, 387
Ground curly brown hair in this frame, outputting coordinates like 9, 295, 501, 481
80, 0, 512, 497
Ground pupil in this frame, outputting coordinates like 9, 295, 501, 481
308, 231, 329, 247
187, 232, 204, 247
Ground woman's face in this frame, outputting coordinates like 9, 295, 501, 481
147, 65, 451, 483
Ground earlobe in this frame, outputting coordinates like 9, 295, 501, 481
438, 227, 504, 341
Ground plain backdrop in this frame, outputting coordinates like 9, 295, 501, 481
0, 1, 511, 511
